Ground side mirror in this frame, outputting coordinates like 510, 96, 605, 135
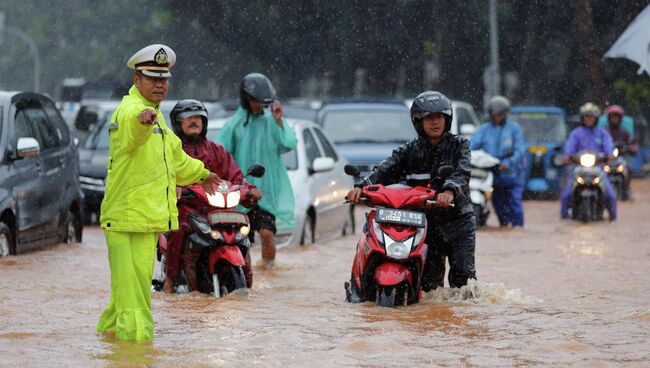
437, 165, 453, 179
246, 164, 265, 178
75, 110, 99, 131
311, 157, 335, 174
16, 137, 40, 159
460, 124, 476, 136
344, 164, 361, 177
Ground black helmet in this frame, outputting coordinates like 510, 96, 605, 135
170, 99, 208, 140
488, 95, 511, 115
410, 91, 453, 135
240, 73, 276, 108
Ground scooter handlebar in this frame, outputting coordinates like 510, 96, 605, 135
426, 199, 455, 208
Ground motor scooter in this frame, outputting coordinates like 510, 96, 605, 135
469, 150, 500, 227
604, 143, 630, 201
343, 165, 453, 307
568, 152, 607, 223
155, 165, 264, 298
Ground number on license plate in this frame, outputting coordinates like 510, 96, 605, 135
376, 208, 425, 227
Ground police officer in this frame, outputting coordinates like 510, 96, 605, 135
96, 44, 220, 341
471, 96, 526, 227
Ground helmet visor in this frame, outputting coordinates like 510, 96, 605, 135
176, 110, 207, 121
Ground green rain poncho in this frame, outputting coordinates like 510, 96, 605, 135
218, 107, 297, 232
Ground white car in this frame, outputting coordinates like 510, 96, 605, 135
206, 118, 354, 247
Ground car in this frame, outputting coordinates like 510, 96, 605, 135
317, 101, 415, 178
0, 91, 84, 257
509, 106, 568, 198
206, 118, 354, 247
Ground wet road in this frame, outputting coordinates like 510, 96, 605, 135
1, 181, 650, 367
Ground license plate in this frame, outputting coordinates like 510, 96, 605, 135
208, 211, 248, 225
376, 208, 426, 227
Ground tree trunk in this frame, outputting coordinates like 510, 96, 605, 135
572, 0, 606, 105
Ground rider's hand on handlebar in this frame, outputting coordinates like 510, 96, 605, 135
499, 163, 509, 172
201, 172, 221, 195
175, 187, 182, 200
435, 190, 455, 208
250, 187, 262, 201
346, 188, 363, 203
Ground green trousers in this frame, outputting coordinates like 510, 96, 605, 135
97, 231, 158, 341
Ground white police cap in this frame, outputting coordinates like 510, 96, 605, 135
127, 44, 176, 78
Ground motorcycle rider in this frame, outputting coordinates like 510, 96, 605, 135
218, 73, 297, 267
603, 105, 638, 200
163, 99, 262, 293
560, 102, 617, 220
346, 91, 476, 290
470, 96, 526, 227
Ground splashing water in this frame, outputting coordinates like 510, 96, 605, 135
425, 279, 543, 305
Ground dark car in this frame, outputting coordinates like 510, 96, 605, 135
0, 91, 84, 257
316, 101, 415, 177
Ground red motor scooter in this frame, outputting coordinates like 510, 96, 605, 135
344, 165, 453, 307
156, 165, 264, 298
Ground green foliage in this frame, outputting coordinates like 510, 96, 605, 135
613, 79, 650, 114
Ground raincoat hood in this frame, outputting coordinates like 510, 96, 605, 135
218, 107, 297, 231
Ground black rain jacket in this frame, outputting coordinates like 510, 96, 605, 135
359, 132, 474, 241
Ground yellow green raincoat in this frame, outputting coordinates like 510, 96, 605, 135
97, 86, 209, 341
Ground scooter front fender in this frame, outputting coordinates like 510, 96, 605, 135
209, 245, 245, 274
374, 262, 412, 287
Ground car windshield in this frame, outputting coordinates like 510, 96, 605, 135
510, 112, 566, 142
84, 111, 114, 150
321, 110, 415, 143
206, 128, 297, 171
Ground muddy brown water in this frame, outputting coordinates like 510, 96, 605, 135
1, 181, 650, 367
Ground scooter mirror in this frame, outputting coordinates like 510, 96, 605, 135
437, 165, 453, 179
344, 165, 361, 177
246, 164, 266, 178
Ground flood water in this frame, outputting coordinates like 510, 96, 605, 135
1, 181, 650, 367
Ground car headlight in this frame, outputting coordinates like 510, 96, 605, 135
604, 165, 611, 173
592, 177, 600, 185
580, 154, 596, 168
616, 165, 624, 173
576, 176, 585, 185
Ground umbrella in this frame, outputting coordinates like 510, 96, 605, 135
604, 4, 650, 75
